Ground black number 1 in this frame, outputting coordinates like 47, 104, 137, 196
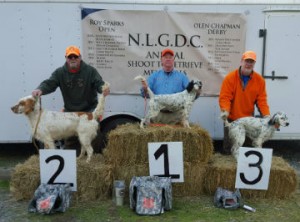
154, 144, 180, 179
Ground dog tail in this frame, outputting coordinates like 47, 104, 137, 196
134, 75, 146, 82
93, 82, 110, 121
134, 75, 155, 98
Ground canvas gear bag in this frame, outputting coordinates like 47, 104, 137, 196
213, 187, 243, 210
129, 176, 172, 215
28, 183, 72, 214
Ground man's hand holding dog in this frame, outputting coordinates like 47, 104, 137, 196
32, 89, 43, 97
141, 79, 148, 91
220, 110, 229, 120
102, 87, 110, 97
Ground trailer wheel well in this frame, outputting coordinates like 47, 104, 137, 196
101, 115, 140, 134
93, 115, 140, 153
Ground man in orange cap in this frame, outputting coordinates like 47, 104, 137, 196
32, 45, 110, 153
32, 45, 109, 108
219, 50, 270, 154
139, 48, 195, 124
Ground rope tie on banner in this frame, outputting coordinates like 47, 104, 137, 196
32, 97, 42, 154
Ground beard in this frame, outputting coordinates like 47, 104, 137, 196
68, 61, 79, 69
242, 67, 252, 76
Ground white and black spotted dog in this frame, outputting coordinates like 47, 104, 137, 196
135, 75, 202, 128
224, 111, 289, 159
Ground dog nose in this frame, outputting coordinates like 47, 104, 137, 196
286, 122, 290, 126
11, 105, 18, 113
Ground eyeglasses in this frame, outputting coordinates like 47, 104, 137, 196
244, 59, 255, 64
67, 55, 79, 59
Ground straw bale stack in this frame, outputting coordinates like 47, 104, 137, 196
75, 155, 113, 201
103, 123, 214, 165
172, 162, 208, 196
112, 162, 208, 197
11, 122, 297, 201
103, 123, 213, 197
203, 153, 298, 199
10, 155, 40, 200
10, 154, 113, 201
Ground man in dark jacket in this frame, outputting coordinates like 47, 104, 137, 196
32, 45, 109, 111
32, 45, 110, 153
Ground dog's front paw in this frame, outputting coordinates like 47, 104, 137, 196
77, 153, 85, 160
232, 150, 239, 161
86, 156, 91, 163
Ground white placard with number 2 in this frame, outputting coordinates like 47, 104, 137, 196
235, 147, 273, 190
40, 150, 77, 191
148, 141, 184, 183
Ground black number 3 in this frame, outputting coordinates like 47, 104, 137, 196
240, 150, 263, 185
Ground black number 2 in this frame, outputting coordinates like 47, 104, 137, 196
45, 155, 65, 184
239, 150, 263, 185
154, 144, 180, 179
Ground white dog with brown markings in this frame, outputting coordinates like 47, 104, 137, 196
11, 82, 110, 163
223, 111, 289, 159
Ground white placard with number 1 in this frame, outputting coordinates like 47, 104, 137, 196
235, 147, 273, 190
148, 141, 184, 183
40, 150, 77, 191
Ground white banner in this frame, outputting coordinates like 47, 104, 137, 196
82, 9, 246, 96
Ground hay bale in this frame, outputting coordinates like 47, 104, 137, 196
104, 123, 213, 165
172, 162, 208, 197
112, 163, 149, 198
10, 155, 40, 200
75, 155, 113, 201
113, 162, 207, 197
10, 154, 113, 201
203, 154, 298, 199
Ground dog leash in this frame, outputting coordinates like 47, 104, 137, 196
32, 96, 42, 154
143, 94, 148, 117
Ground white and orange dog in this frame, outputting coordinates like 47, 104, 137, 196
135, 75, 202, 128
224, 111, 289, 159
11, 82, 110, 163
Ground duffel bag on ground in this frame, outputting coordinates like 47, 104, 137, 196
129, 176, 172, 215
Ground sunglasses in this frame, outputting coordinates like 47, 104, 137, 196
67, 55, 79, 59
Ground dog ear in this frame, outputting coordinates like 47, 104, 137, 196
24, 98, 36, 115
186, 80, 194, 92
199, 81, 203, 89
268, 113, 278, 125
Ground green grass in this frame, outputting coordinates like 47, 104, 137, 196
1, 148, 300, 222
1, 183, 300, 222
0, 179, 9, 189
0, 155, 28, 167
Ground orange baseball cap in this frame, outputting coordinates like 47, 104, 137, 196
161, 48, 174, 57
65, 46, 81, 57
242, 51, 256, 61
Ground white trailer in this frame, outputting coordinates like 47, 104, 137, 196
1, 0, 300, 146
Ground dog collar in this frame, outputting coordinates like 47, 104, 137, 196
275, 123, 280, 131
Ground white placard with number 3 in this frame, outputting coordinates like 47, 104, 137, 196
235, 147, 273, 190
40, 150, 77, 191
